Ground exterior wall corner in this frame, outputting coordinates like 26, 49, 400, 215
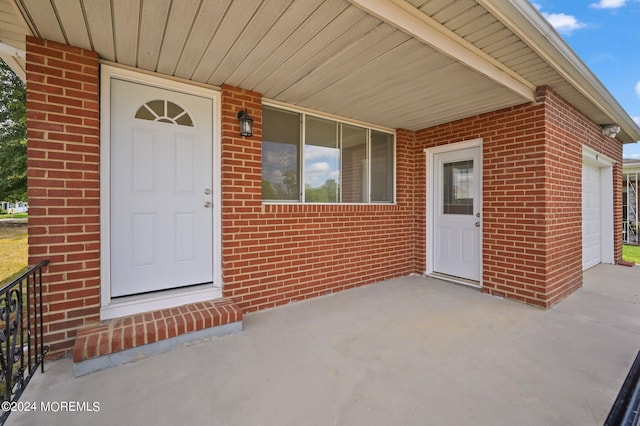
26, 37, 101, 356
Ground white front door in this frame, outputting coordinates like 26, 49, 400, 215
432, 147, 482, 282
110, 78, 214, 297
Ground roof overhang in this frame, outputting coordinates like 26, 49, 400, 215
477, 0, 640, 143
1, 0, 638, 143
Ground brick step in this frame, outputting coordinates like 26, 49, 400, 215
72, 298, 242, 376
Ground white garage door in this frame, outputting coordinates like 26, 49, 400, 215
582, 162, 601, 270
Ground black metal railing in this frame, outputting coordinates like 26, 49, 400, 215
0, 260, 49, 425
605, 350, 640, 426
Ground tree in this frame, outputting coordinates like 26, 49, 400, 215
305, 179, 339, 202
0, 58, 27, 202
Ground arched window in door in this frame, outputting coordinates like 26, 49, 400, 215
135, 100, 194, 127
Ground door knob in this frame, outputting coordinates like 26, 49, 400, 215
204, 201, 212, 208
204, 188, 212, 195
475, 221, 480, 227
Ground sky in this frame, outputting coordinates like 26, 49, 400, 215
532, 0, 640, 158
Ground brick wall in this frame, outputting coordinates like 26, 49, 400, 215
24, 37, 623, 356
26, 37, 101, 356
220, 85, 416, 312
540, 86, 623, 279
415, 86, 622, 308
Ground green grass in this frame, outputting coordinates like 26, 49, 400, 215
0, 224, 28, 285
0, 213, 28, 219
623, 245, 640, 265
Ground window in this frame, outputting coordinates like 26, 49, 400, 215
262, 105, 395, 203
135, 100, 194, 126
442, 160, 474, 215
261, 107, 300, 201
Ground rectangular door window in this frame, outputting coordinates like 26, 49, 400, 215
443, 160, 474, 215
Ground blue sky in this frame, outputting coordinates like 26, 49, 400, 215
532, 0, 640, 158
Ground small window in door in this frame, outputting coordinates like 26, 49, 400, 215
135, 100, 194, 127
443, 160, 473, 215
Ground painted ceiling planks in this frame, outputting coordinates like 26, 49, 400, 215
51, 0, 91, 51
137, 0, 172, 71
3, 0, 634, 136
238, 0, 351, 90
224, 0, 326, 87
204, 0, 295, 86
277, 24, 401, 102
173, 0, 232, 80
190, 0, 263, 83
112, 0, 140, 67
82, 0, 115, 61
155, 0, 201, 76
254, 9, 378, 97
21, 0, 65, 42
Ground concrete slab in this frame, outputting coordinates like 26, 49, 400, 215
7, 265, 640, 425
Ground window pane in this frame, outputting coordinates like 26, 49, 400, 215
305, 116, 339, 203
370, 131, 394, 202
262, 106, 300, 200
341, 124, 367, 203
443, 160, 473, 215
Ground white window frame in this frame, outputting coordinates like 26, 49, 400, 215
262, 101, 396, 205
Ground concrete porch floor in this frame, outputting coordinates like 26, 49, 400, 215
9, 264, 640, 426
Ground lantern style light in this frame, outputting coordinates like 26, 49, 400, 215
237, 109, 253, 137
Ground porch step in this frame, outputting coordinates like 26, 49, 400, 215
72, 298, 242, 376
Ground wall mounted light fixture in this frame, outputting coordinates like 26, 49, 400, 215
237, 109, 254, 137
601, 124, 621, 138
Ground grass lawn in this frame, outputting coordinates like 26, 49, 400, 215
0, 224, 28, 285
0, 213, 28, 219
623, 245, 640, 265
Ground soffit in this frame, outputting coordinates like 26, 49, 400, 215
0, 0, 28, 79
2, 0, 639, 141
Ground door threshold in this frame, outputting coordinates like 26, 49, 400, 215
101, 284, 222, 320
428, 272, 481, 288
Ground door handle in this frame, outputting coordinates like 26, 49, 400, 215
475, 221, 480, 227
204, 201, 212, 208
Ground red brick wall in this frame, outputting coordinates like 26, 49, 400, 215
415, 86, 622, 308
540, 86, 623, 279
26, 37, 101, 356
220, 85, 416, 312
25, 37, 623, 356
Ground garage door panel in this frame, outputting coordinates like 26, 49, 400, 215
582, 163, 601, 270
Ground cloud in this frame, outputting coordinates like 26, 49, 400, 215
305, 161, 334, 187
540, 12, 587, 35
635, 82, 640, 99
590, 0, 626, 9
306, 162, 330, 173
532, 3, 587, 35
633, 116, 640, 126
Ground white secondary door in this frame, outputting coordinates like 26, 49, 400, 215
582, 162, 602, 270
432, 147, 482, 282
110, 78, 214, 297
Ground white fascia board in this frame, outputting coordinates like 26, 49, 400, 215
348, 0, 536, 102
477, 0, 640, 143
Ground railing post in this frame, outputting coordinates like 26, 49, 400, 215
0, 260, 49, 425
